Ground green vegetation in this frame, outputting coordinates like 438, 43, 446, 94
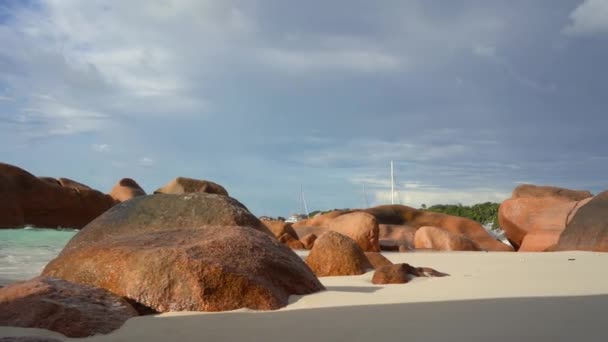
423, 202, 501, 230
308, 209, 350, 218
307, 203, 502, 231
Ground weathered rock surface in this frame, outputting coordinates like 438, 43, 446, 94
300, 233, 317, 249
327, 212, 380, 252
364, 252, 393, 269
519, 230, 561, 252
371, 263, 448, 285
262, 219, 299, 240
57, 178, 92, 192
292, 226, 328, 244
60, 193, 272, 252
363, 205, 511, 251
305, 231, 373, 277
0, 163, 115, 229
556, 191, 608, 251
511, 184, 592, 201
292, 210, 351, 228
371, 264, 412, 284
42, 193, 322, 313
414, 226, 481, 251
109, 178, 146, 203
44, 225, 322, 313
378, 224, 416, 250
278, 233, 306, 250
154, 177, 228, 196
0, 276, 137, 337
498, 185, 592, 250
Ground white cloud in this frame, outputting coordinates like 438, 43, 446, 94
564, 0, 608, 35
373, 189, 510, 208
91, 143, 111, 153
0, 95, 13, 101
257, 47, 403, 73
139, 156, 155, 168
297, 139, 467, 167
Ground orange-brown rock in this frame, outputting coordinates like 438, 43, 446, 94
279, 233, 306, 249
300, 233, 317, 249
512, 184, 592, 201
57, 178, 92, 191
556, 191, 608, 251
414, 226, 481, 251
362, 205, 511, 251
498, 190, 592, 250
154, 177, 228, 196
110, 178, 146, 203
378, 224, 417, 250
58, 193, 272, 253
305, 231, 373, 277
294, 205, 511, 251
371, 263, 448, 284
327, 212, 380, 252
0, 276, 137, 337
43, 197, 323, 313
262, 219, 299, 240
0, 163, 115, 229
293, 225, 328, 239
364, 252, 393, 269
519, 230, 561, 252
292, 210, 351, 228
38, 177, 61, 186
371, 263, 412, 284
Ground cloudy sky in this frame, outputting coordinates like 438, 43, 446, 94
1, 0, 607, 216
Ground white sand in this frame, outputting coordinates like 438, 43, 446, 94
2, 251, 608, 341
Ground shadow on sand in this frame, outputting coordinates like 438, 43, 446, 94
3, 295, 608, 341
324, 286, 381, 293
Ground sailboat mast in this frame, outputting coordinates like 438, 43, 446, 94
390, 160, 395, 205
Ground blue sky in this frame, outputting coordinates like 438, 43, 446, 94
0, 0, 607, 216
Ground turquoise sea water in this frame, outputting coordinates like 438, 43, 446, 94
0, 228, 76, 286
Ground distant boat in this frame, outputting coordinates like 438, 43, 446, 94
285, 185, 309, 223
390, 160, 401, 205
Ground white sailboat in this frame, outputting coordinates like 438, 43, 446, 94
285, 185, 309, 223
390, 160, 401, 205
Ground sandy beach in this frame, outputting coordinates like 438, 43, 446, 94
3, 250, 608, 341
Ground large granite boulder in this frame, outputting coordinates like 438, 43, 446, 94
109, 178, 146, 203
498, 184, 592, 250
556, 191, 608, 251
414, 226, 481, 251
511, 184, 592, 201
154, 177, 228, 196
43, 193, 323, 313
327, 212, 380, 252
0, 163, 115, 229
0, 276, 137, 337
519, 230, 561, 252
305, 231, 373, 277
292, 210, 351, 228
60, 193, 272, 252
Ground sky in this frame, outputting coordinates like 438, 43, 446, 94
0, 0, 607, 216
